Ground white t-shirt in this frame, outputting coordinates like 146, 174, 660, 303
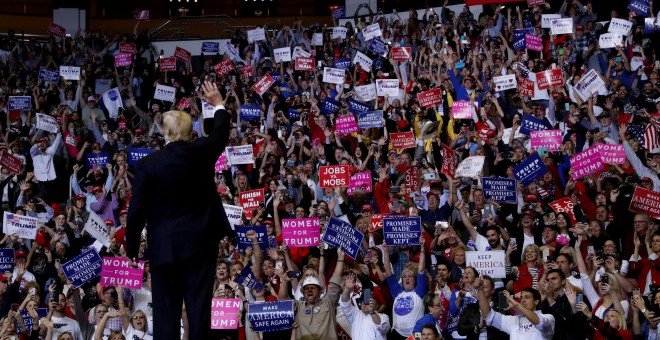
51, 315, 84, 340
485, 309, 555, 340
124, 324, 153, 340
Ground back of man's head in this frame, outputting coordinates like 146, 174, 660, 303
163, 110, 192, 143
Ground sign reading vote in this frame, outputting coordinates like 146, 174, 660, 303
8, 96, 31, 111
213, 59, 234, 77
466, 250, 506, 278
247, 300, 295, 332
323, 217, 364, 260
383, 216, 422, 246
3, 212, 38, 240
319, 165, 350, 188
128, 148, 154, 165
281, 218, 320, 247
61, 248, 102, 288
514, 153, 548, 186
100, 257, 145, 289
211, 298, 241, 329
482, 178, 517, 204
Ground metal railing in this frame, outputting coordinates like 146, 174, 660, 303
148, 15, 252, 41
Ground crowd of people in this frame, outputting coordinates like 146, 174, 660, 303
0, 0, 659, 339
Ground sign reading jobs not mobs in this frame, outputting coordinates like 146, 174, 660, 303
322, 217, 364, 260
62, 248, 102, 288
281, 218, 320, 247
383, 217, 422, 246
319, 165, 350, 188
466, 250, 506, 278
100, 257, 145, 289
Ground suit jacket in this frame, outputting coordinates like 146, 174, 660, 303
126, 109, 231, 266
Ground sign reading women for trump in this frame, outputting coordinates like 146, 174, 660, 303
335, 115, 359, 136
3, 212, 38, 239
466, 251, 506, 278
514, 153, 548, 186
322, 217, 364, 260
452, 101, 472, 119
530, 130, 562, 151
383, 217, 422, 245
100, 257, 145, 289
596, 143, 625, 164
347, 171, 372, 195
455, 156, 485, 179
248, 301, 295, 332
282, 218, 320, 247
570, 147, 603, 180
211, 299, 241, 329
482, 178, 517, 204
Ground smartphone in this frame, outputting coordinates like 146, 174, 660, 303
633, 288, 641, 299
10, 303, 18, 312
498, 291, 509, 309
29, 287, 36, 296
286, 271, 302, 279
601, 274, 609, 284
575, 294, 583, 304
436, 221, 449, 230
423, 172, 436, 180
217, 285, 225, 295
595, 250, 604, 262
587, 246, 595, 257
362, 289, 372, 306
414, 332, 422, 340
542, 248, 550, 261
564, 103, 570, 111
509, 238, 517, 247
276, 261, 283, 271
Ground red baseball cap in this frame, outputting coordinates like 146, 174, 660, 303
104, 220, 115, 226
15, 249, 27, 258
361, 204, 374, 213
92, 187, 103, 193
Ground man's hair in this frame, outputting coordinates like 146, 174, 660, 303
162, 110, 193, 143
521, 287, 542, 307
482, 275, 495, 288
556, 253, 573, 265
546, 268, 566, 281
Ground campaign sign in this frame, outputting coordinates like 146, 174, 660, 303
213, 59, 234, 77
390, 132, 415, 149
240, 65, 254, 78
452, 101, 472, 119
322, 67, 345, 85
335, 115, 359, 136
177, 97, 192, 110
541, 14, 562, 28
441, 144, 457, 178
287, 108, 300, 120
235, 226, 268, 251
482, 178, 517, 204
334, 58, 351, 70
201, 42, 219, 53
248, 300, 295, 332
629, 0, 651, 16
493, 74, 517, 91
417, 88, 443, 108
355, 83, 377, 101
596, 143, 625, 165
513, 28, 534, 51
85, 152, 109, 170
609, 18, 633, 35
599, 33, 623, 49
570, 147, 603, 180
551, 18, 573, 35
295, 57, 314, 71
358, 110, 383, 128
537, 70, 552, 90
234, 266, 264, 291
20, 308, 47, 332
0, 151, 21, 175
630, 186, 660, 220
239, 188, 265, 213
332, 26, 348, 39
383, 216, 422, 246
59, 66, 80, 80
0, 248, 14, 272
222, 204, 243, 231
134, 10, 149, 20
368, 38, 388, 57
311, 33, 323, 46
369, 214, 384, 232
282, 218, 321, 247
455, 156, 485, 179
154, 84, 176, 102
226, 145, 254, 165
128, 147, 155, 165
514, 153, 548, 186
174, 46, 192, 62
548, 196, 577, 224
247, 28, 266, 43
518, 76, 535, 97
215, 151, 229, 172
274, 47, 292, 63
252, 74, 276, 96
61, 248, 102, 288
322, 217, 364, 260
159, 57, 177, 71
525, 34, 542, 51
292, 47, 311, 60
466, 251, 506, 278
404, 166, 419, 194
211, 299, 241, 329
320, 98, 341, 115
348, 98, 371, 114
119, 42, 137, 54
331, 6, 346, 18
3, 212, 37, 240
84, 211, 110, 247
319, 165, 350, 188
239, 105, 261, 121
520, 114, 546, 134
347, 171, 372, 195
224, 41, 240, 60
645, 18, 656, 33
392, 47, 412, 62
353, 51, 373, 72
48, 23, 65, 36
362, 23, 383, 41
8, 96, 31, 111
100, 257, 145, 289
38, 67, 59, 83
548, 69, 563, 87
528, 0, 544, 6
114, 54, 132, 67
530, 130, 562, 151
575, 69, 605, 97
36, 113, 58, 133
376, 79, 400, 97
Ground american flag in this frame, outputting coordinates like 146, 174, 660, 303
643, 118, 660, 151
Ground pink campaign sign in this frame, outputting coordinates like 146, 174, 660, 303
281, 218, 321, 247
215, 151, 229, 172
596, 143, 625, 165
525, 34, 542, 51
211, 298, 241, 329
335, 115, 359, 136
452, 101, 472, 119
530, 130, 562, 151
100, 257, 145, 289
347, 171, 372, 195
570, 147, 603, 180
114, 54, 132, 67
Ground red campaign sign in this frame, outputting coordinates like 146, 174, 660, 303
295, 57, 314, 71
548, 197, 577, 224
239, 188, 265, 219
441, 144, 456, 179
159, 57, 177, 71
528, 0, 544, 6
404, 166, 419, 194
536, 71, 550, 90
119, 42, 137, 54
392, 47, 412, 62
390, 132, 416, 149
319, 165, 350, 188
417, 88, 443, 108
369, 214, 383, 232
240, 65, 254, 77
174, 47, 192, 62
48, 23, 65, 37
176, 97, 191, 110
251, 74, 276, 96
0, 151, 21, 175
548, 69, 563, 87
212, 59, 234, 77
519, 77, 535, 97
630, 186, 660, 220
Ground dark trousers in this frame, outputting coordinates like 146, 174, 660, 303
151, 252, 216, 340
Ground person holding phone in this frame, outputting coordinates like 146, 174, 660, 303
339, 272, 390, 340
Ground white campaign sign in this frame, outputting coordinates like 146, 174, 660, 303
541, 14, 561, 28
599, 33, 623, 49
551, 18, 574, 35
609, 18, 633, 35
292, 47, 311, 60
353, 51, 373, 72
83, 211, 110, 247
502, 127, 523, 145
575, 69, 606, 97
227, 145, 254, 165
355, 84, 377, 102
455, 156, 485, 178
332, 27, 348, 40
493, 74, 517, 91
36, 113, 58, 133
202, 101, 216, 118
247, 28, 266, 43
362, 23, 383, 40
223, 204, 243, 230
311, 33, 323, 46
466, 250, 506, 278
59, 66, 80, 80
273, 47, 292, 62
154, 84, 176, 102
323, 67, 345, 84
376, 79, 400, 97
2, 212, 38, 240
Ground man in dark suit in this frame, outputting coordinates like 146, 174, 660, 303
126, 81, 231, 340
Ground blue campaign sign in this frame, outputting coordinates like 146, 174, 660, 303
348, 98, 371, 114
383, 216, 422, 246
0, 248, 14, 272
61, 248, 102, 288
8, 96, 31, 111
334, 58, 351, 70
248, 300, 295, 332
482, 177, 517, 204
514, 153, 548, 187
645, 18, 656, 33
38, 67, 59, 83
331, 6, 346, 19
128, 148, 155, 165
513, 28, 533, 51
628, 0, 650, 16
373, 58, 384, 70
322, 217, 364, 260
234, 266, 265, 292
85, 152, 110, 169
320, 98, 341, 115
235, 226, 269, 251
240, 105, 262, 121
520, 114, 546, 134
368, 38, 388, 57
270, 72, 282, 85
20, 308, 47, 332
287, 108, 300, 120
524, 18, 533, 28
358, 110, 384, 128
202, 42, 220, 53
